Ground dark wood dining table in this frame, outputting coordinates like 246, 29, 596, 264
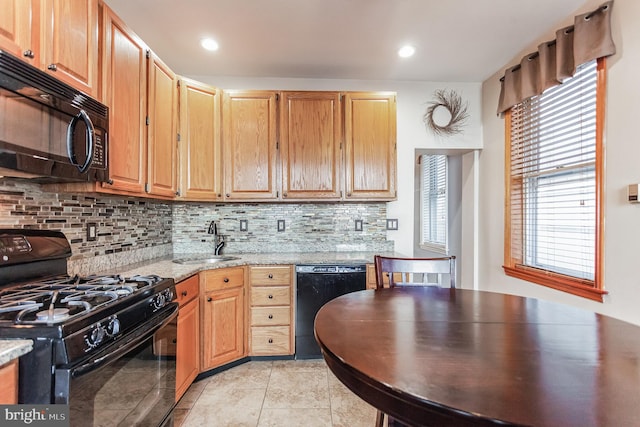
314, 287, 640, 427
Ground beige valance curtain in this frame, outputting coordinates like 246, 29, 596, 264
497, 1, 615, 114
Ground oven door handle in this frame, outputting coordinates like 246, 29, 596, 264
70, 303, 178, 379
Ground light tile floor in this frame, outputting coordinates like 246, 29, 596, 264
175, 359, 378, 427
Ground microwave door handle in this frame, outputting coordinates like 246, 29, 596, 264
66, 109, 95, 173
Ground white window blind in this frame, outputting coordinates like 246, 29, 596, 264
421, 154, 447, 253
509, 60, 597, 281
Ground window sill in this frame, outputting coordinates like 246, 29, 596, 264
503, 265, 607, 302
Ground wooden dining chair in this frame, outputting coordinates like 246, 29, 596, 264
373, 255, 456, 427
374, 255, 456, 289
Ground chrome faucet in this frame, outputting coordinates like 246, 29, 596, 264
208, 221, 225, 255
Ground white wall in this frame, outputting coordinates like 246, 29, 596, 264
480, 0, 640, 324
190, 75, 482, 275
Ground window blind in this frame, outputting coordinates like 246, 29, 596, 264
509, 60, 597, 280
421, 154, 447, 253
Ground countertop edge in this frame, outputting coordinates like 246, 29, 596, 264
0, 339, 33, 366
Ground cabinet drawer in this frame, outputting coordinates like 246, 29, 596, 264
250, 286, 290, 306
250, 266, 291, 285
176, 275, 199, 306
251, 326, 291, 355
202, 267, 244, 292
251, 306, 290, 326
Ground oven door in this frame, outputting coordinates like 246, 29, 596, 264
54, 303, 178, 427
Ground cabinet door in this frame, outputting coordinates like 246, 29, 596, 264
280, 92, 342, 200
41, 0, 98, 97
223, 91, 278, 200
0, 0, 36, 64
99, 5, 147, 193
147, 53, 178, 197
344, 92, 397, 200
178, 78, 222, 200
176, 296, 199, 401
201, 287, 244, 369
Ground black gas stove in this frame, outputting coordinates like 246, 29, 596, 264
0, 229, 177, 427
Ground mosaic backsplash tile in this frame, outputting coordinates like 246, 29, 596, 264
172, 202, 394, 254
0, 179, 172, 274
0, 179, 393, 273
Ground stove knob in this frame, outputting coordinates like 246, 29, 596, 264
152, 293, 166, 310
165, 288, 174, 302
106, 317, 120, 336
86, 325, 106, 349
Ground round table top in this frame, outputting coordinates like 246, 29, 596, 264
314, 287, 640, 427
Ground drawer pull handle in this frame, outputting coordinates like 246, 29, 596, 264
268, 314, 273, 319
268, 274, 273, 279
268, 294, 273, 299
181, 291, 188, 297
223, 278, 229, 283
268, 338, 273, 343
207, 297, 212, 302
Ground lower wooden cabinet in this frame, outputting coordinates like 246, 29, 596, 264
200, 268, 245, 370
175, 275, 199, 401
0, 359, 18, 404
249, 266, 294, 356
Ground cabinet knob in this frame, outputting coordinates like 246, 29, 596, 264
268, 274, 273, 279
283, 192, 287, 197
172, 338, 177, 344
181, 291, 188, 297
268, 294, 273, 299
207, 297, 212, 302
226, 193, 230, 198
223, 278, 229, 283
268, 338, 273, 344
23, 50, 34, 59
346, 192, 352, 197
268, 314, 273, 319
47, 64, 57, 71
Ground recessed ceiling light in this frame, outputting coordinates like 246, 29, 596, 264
201, 38, 219, 52
398, 45, 415, 58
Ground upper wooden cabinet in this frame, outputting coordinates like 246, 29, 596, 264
99, 4, 147, 194
223, 91, 278, 200
280, 92, 342, 200
344, 92, 397, 200
147, 53, 178, 197
0, 0, 36, 65
178, 78, 222, 200
0, 0, 99, 97
41, 0, 99, 98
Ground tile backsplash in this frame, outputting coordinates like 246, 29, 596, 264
172, 202, 393, 254
0, 180, 172, 274
0, 179, 393, 273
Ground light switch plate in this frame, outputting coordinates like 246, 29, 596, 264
86, 223, 97, 241
239, 219, 248, 231
355, 219, 363, 231
277, 219, 286, 232
386, 219, 399, 230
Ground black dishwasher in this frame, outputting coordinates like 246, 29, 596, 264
295, 264, 367, 359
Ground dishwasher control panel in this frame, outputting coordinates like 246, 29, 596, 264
295, 264, 366, 274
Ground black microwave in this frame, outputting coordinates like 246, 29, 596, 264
0, 50, 109, 182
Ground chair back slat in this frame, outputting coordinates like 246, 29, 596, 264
374, 255, 456, 289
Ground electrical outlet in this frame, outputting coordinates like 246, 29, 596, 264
355, 219, 363, 231
277, 219, 286, 232
86, 223, 97, 241
386, 219, 399, 230
239, 219, 248, 231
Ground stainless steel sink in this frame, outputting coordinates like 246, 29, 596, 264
172, 256, 240, 265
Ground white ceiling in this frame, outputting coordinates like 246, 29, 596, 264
104, 0, 591, 82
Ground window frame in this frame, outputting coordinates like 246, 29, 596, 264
503, 58, 607, 302
420, 154, 448, 254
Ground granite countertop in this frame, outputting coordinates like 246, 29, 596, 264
107, 251, 399, 283
0, 339, 33, 366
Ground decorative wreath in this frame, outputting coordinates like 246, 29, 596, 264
423, 89, 469, 136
